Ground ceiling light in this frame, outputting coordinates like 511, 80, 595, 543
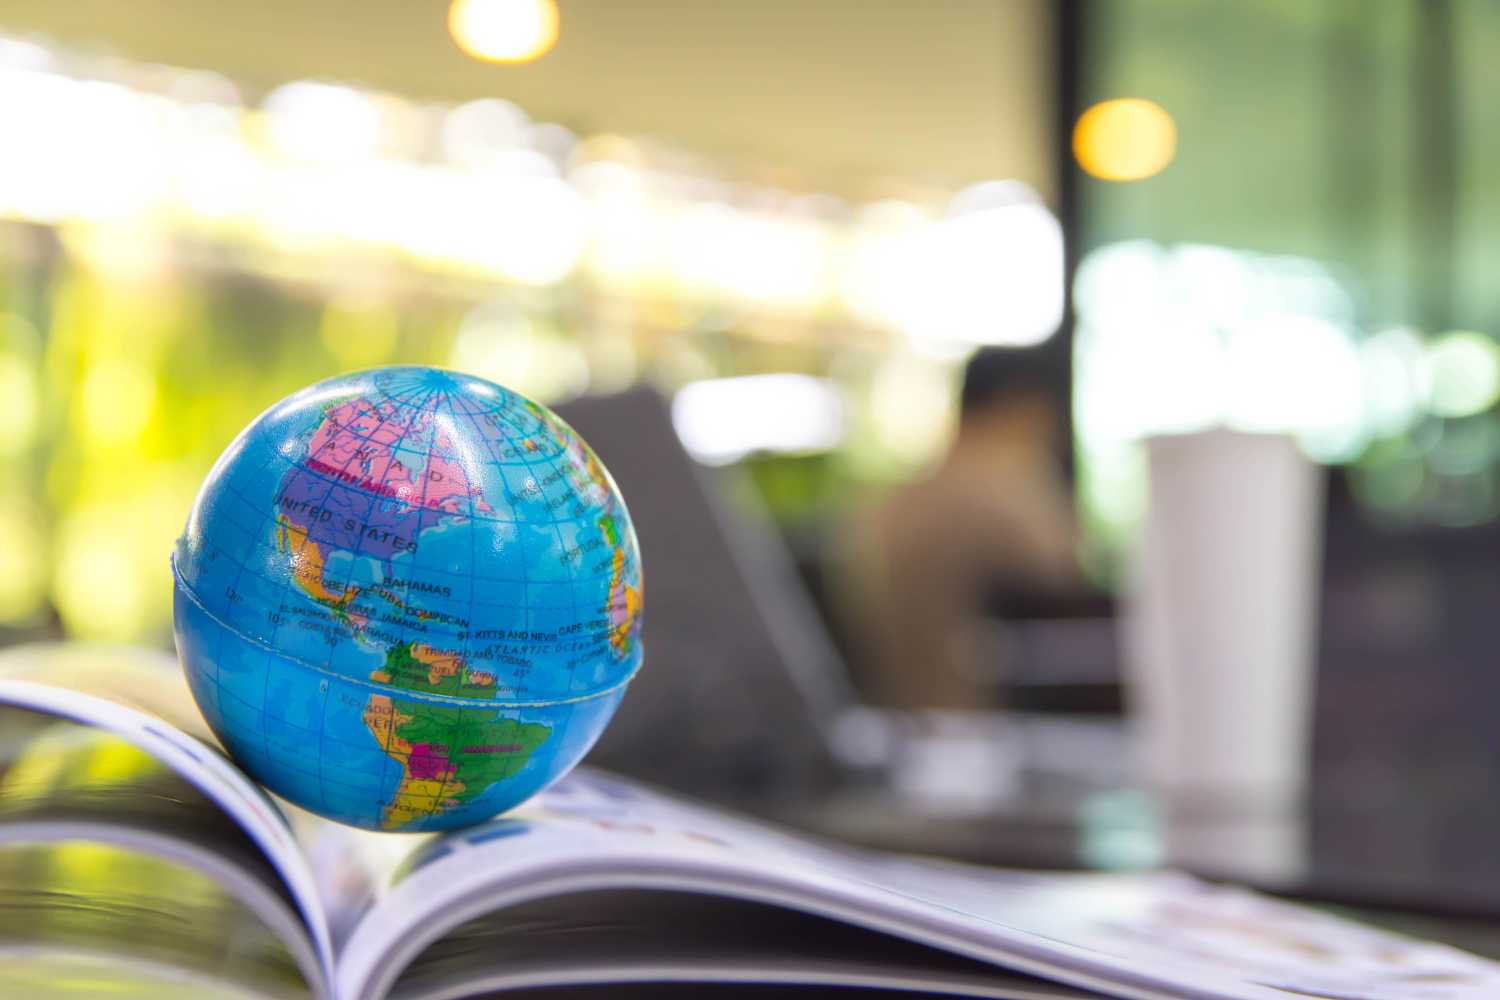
449, 0, 560, 65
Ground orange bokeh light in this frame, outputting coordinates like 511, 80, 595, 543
1073, 98, 1177, 182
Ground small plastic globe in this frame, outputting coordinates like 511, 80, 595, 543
172, 367, 643, 831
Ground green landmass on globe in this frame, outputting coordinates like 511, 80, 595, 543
172, 367, 643, 832
362, 691, 552, 831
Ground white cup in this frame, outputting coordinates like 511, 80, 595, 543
1122, 429, 1324, 882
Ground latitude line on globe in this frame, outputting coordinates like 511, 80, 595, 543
189, 514, 621, 693
216, 472, 620, 590
273, 459, 624, 527
174, 567, 641, 707
369, 374, 523, 420
368, 379, 574, 464
187, 491, 619, 656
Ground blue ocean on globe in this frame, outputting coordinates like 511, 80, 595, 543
172, 367, 643, 831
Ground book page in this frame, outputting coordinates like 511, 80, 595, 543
386, 888, 1096, 1000
286, 808, 422, 951
0, 698, 321, 997
336, 770, 1214, 999
856, 857, 1500, 1000
0, 838, 310, 1000
0, 645, 337, 992
339, 770, 1500, 1000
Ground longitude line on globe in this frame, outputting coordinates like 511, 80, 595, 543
451, 390, 585, 782
234, 392, 412, 783
398, 386, 458, 820
298, 386, 438, 821
450, 389, 555, 789
196, 418, 323, 774
293, 391, 435, 813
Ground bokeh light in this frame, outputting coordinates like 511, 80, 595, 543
77, 360, 157, 446
672, 375, 844, 466
1073, 98, 1177, 182
840, 184, 1063, 347
14, 22, 1490, 646
922, 181, 1064, 346
863, 355, 958, 469
1223, 314, 1364, 462
443, 98, 531, 166
1360, 327, 1429, 438
0, 353, 39, 455
0, 494, 46, 623
449, 301, 589, 402
263, 82, 381, 164
1073, 239, 1373, 546
0, 34, 1073, 337
319, 300, 400, 368
449, 0, 560, 64
54, 507, 150, 639
1427, 331, 1500, 419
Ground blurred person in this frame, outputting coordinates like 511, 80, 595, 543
835, 347, 1080, 710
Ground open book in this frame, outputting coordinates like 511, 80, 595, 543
1, 645, 1497, 1000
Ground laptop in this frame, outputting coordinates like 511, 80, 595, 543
556, 387, 855, 800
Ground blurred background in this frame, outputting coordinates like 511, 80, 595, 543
3, 0, 1500, 921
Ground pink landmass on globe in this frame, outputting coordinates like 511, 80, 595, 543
275, 397, 496, 574
425, 425, 495, 516
407, 742, 458, 782
303, 398, 424, 503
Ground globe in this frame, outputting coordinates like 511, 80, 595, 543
171, 367, 643, 831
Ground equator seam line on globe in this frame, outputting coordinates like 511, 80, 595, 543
172, 556, 643, 710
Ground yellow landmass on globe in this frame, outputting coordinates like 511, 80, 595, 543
276, 515, 362, 612
606, 547, 642, 656
362, 693, 467, 830
380, 776, 465, 829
